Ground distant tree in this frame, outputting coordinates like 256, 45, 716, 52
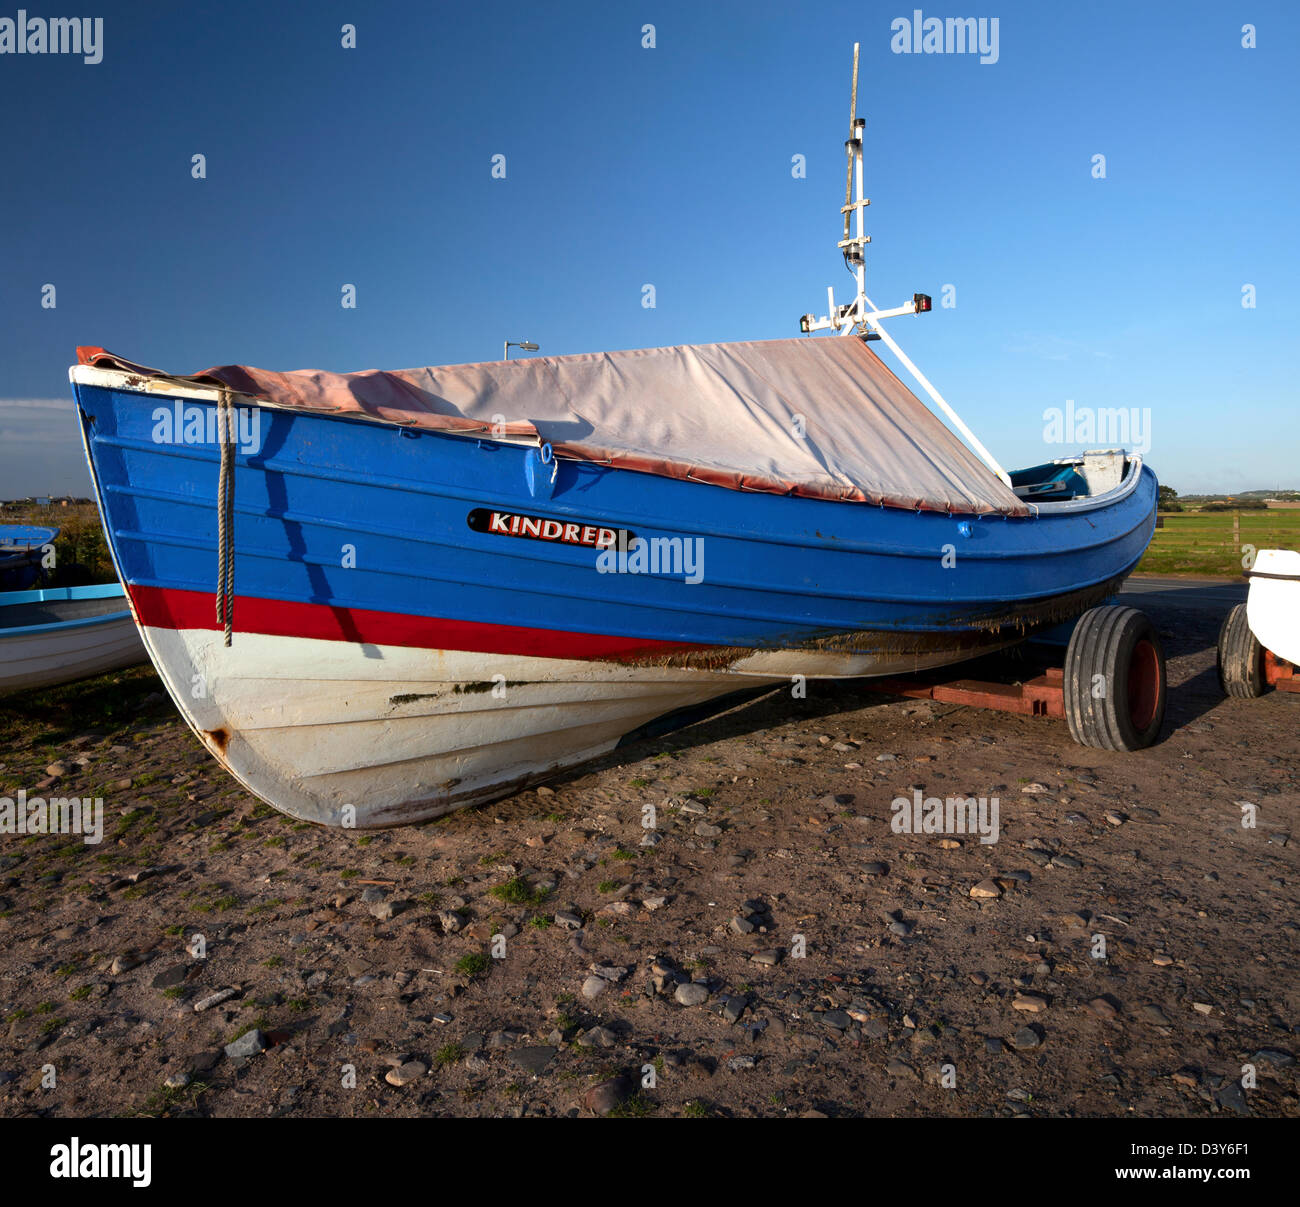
1203, 499, 1267, 511
1157, 484, 1183, 512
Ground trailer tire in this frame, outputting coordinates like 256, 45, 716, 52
1217, 602, 1266, 698
1064, 605, 1166, 751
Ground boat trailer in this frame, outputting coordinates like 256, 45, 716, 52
855, 603, 1169, 753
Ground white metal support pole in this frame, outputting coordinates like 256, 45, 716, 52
854, 119, 865, 303
861, 294, 1012, 487
802, 44, 1013, 490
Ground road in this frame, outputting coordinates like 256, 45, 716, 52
1117, 574, 1246, 612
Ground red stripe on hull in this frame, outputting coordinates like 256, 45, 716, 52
128, 585, 713, 662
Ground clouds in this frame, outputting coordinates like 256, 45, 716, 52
0, 398, 92, 496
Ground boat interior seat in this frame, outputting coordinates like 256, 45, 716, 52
1010, 450, 1129, 502
1075, 450, 1127, 497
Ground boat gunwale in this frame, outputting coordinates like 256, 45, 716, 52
72, 364, 1143, 521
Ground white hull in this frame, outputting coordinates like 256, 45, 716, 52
0, 612, 145, 695
1247, 548, 1300, 666
142, 626, 1010, 827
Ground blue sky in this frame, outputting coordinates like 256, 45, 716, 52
1, 0, 1295, 497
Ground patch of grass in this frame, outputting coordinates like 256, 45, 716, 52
247, 898, 285, 916
162, 986, 184, 1000
356, 835, 373, 846
489, 877, 549, 907
611, 847, 636, 862
34, 1001, 55, 1014
53, 963, 79, 977
628, 777, 649, 788
596, 880, 619, 894
683, 1100, 710, 1118
454, 952, 490, 978
528, 914, 552, 929
434, 1042, 465, 1067
228, 1017, 270, 1043
262, 955, 284, 968
69, 985, 93, 1001
339, 869, 360, 881
608, 1093, 655, 1118
133, 1079, 210, 1119
544, 812, 564, 823
40, 1016, 66, 1035
191, 893, 239, 913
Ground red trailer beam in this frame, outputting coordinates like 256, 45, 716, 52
1264, 650, 1300, 694
863, 666, 1066, 718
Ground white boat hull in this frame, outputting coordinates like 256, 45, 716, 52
1, 607, 146, 695
141, 625, 1012, 828
1246, 548, 1300, 666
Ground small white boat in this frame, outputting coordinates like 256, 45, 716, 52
1246, 549, 1300, 665
0, 583, 146, 695
1218, 548, 1300, 697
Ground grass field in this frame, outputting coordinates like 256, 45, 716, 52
1137, 509, 1300, 577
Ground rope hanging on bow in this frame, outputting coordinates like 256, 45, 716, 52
215, 389, 235, 647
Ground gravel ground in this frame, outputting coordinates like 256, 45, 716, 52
0, 597, 1296, 1118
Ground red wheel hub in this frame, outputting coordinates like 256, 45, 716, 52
1127, 638, 1160, 731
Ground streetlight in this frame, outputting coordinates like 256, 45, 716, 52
504, 340, 539, 360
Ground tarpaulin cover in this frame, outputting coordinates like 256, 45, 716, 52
75, 338, 1029, 517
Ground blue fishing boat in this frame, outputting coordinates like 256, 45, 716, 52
0, 525, 60, 590
0, 582, 145, 695
65, 45, 1161, 826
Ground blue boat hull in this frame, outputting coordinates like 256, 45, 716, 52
74, 385, 1156, 651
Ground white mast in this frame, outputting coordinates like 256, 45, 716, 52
800, 43, 1011, 488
